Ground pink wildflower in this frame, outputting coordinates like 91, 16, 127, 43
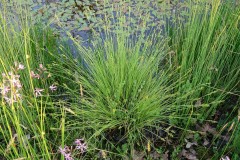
30, 71, 36, 78
59, 146, 66, 155
39, 64, 46, 71
13, 62, 25, 70
18, 64, 25, 70
10, 77, 18, 85
1, 71, 23, 105
4, 97, 12, 105
76, 142, 87, 153
59, 146, 73, 160
34, 88, 44, 97
39, 64, 43, 69
75, 139, 84, 146
30, 71, 40, 79
49, 84, 57, 91
75, 138, 87, 153
1, 86, 10, 96
221, 156, 230, 160
35, 74, 40, 79
16, 82, 22, 89
3, 96, 17, 105
9, 75, 21, 87
64, 153, 74, 160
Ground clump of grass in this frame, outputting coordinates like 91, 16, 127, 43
54, 0, 240, 158
166, 0, 240, 158
168, 0, 240, 121
0, 2, 65, 159
52, 21, 204, 158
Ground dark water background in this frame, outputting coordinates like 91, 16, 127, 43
3, 0, 238, 54
27, 0, 178, 49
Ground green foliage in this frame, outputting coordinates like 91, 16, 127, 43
0, 0, 239, 159
168, 0, 240, 120
0, 2, 65, 159
49, 5, 210, 156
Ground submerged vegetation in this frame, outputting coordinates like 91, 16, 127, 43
0, 0, 239, 159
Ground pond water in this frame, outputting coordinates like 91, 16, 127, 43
28, 0, 184, 47
2, 0, 190, 54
